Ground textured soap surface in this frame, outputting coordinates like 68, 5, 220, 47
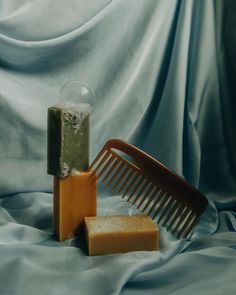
47, 105, 89, 177
54, 172, 97, 241
85, 215, 159, 256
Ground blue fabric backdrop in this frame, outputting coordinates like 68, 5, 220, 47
0, 0, 235, 294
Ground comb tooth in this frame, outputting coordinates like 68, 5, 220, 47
126, 176, 146, 202
147, 190, 165, 216
131, 179, 149, 205
89, 148, 108, 171
143, 187, 160, 212
181, 214, 198, 238
152, 194, 171, 220
101, 156, 119, 184
117, 168, 133, 194
137, 183, 155, 209
162, 200, 178, 227
106, 160, 123, 187
177, 211, 195, 238
172, 207, 190, 235
91, 151, 111, 173
96, 154, 115, 179
156, 196, 176, 224
122, 172, 140, 199
110, 162, 127, 192
167, 203, 185, 231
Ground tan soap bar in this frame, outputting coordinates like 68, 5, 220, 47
54, 171, 97, 241
85, 215, 159, 256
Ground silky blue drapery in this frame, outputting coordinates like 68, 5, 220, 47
0, 1, 235, 294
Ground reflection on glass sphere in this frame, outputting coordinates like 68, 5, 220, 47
60, 80, 95, 109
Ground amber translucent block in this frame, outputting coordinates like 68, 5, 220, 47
85, 215, 159, 256
53, 172, 97, 241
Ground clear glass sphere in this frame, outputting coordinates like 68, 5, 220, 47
60, 80, 95, 109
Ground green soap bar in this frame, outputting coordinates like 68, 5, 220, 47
47, 105, 89, 176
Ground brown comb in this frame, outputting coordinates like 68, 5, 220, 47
88, 139, 208, 238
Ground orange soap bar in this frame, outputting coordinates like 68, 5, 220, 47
54, 171, 97, 241
85, 215, 159, 256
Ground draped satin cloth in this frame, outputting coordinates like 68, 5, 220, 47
0, 1, 235, 294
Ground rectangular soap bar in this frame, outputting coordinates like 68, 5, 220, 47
47, 105, 89, 177
85, 215, 159, 256
54, 171, 97, 241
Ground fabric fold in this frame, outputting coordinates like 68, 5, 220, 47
0, 0, 235, 294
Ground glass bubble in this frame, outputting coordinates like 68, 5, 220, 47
60, 80, 95, 111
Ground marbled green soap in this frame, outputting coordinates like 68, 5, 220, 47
47, 105, 89, 177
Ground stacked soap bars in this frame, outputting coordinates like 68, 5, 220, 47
48, 105, 97, 241
47, 104, 159, 254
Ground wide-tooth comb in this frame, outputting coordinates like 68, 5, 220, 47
88, 139, 208, 238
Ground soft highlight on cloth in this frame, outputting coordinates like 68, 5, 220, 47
0, 1, 235, 294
